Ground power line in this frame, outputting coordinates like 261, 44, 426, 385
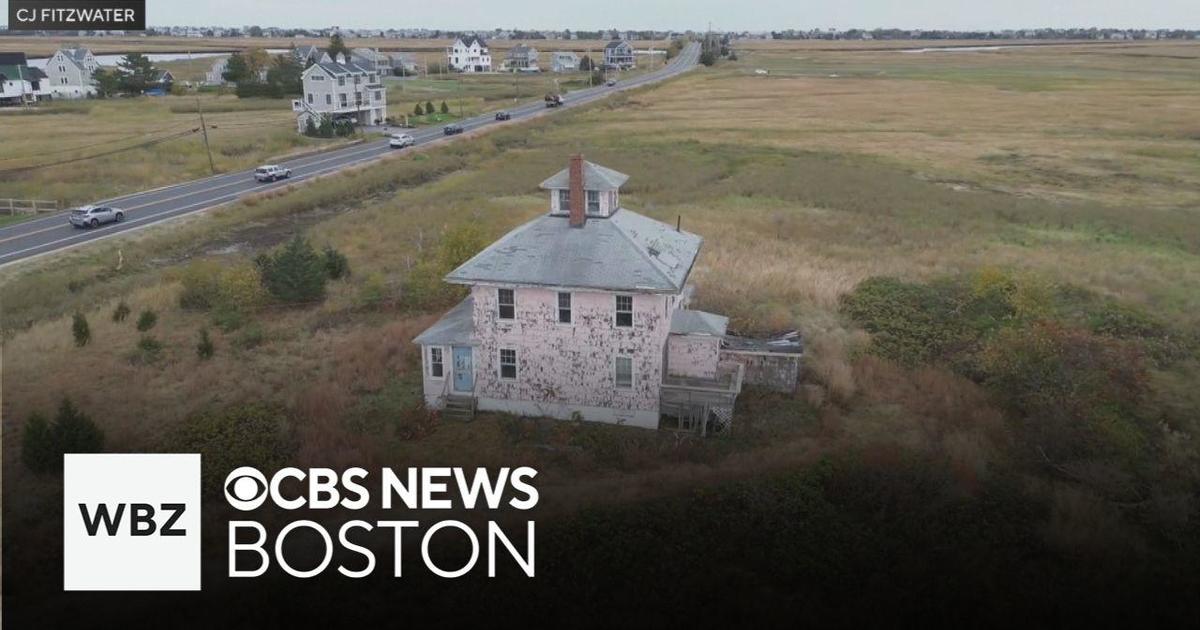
0, 128, 200, 175
0, 125, 194, 164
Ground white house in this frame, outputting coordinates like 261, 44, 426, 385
0, 54, 52, 105
504, 45, 539, 71
44, 46, 99, 98
294, 54, 387, 132
603, 39, 635, 69
414, 155, 757, 434
550, 51, 579, 73
351, 48, 393, 74
447, 37, 491, 73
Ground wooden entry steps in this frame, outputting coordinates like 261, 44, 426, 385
443, 394, 476, 422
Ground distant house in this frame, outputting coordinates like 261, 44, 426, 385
414, 155, 770, 434
205, 57, 229, 85
448, 37, 491, 72
44, 46, 99, 98
294, 53, 387, 132
603, 39, 635, 69
0, 53, 51, 105
504, 44, 539, 71
550, 51, 579, 72
144, 71, 174, 95
388, 52, 419, 74
295, 45, 331, 66
351, 48, 392, 74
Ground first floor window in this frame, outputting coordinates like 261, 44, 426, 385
500, 349, 518, 380
615, 356, 633, 389
306, 93, 313, 103
429, 347, 444, 378
498, 288, 515, 320
557, 292, 572, 324
558, 189, 570, 212
615, 295, 633, 328
325, 94, 332, 105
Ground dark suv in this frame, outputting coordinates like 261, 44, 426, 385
443, 124, 464, 135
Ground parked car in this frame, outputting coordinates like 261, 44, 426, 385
389, 133, 416, 148
68, 205, 124, 229
443, 124, 464, 136
494, 111, 511, 121
606, 79, 617, 87
254, 165, 292, 182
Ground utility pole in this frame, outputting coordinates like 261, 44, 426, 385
189, 51, 216, 175
195, 97, 215, 174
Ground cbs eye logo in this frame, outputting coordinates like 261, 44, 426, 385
224, 467, 268, 511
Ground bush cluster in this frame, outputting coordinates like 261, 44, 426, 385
22, 398, 105, 474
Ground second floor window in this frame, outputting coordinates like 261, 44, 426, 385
587, 190, 600, 215
557, 292, 572, 324
498, 288, 515, 320
615, 295, 633, 328
338, 76, 345, 86
557, 189, 570, 212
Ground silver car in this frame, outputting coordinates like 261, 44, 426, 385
69, 205, 125, 229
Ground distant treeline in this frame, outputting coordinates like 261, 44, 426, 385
767, 28, 1200, 40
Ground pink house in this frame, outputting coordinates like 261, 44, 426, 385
414, 155, 745, 434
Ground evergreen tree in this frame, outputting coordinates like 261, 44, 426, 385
414, 102, 425, 116
440, 101, 449, 114
222, 52, 251, 83
117, 53, 158, 94
328, 33, 350, 61
255, 235, 328, 304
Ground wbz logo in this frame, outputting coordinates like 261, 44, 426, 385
63, 454, 200, 591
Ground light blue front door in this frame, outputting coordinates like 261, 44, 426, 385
452, 346, 473, 392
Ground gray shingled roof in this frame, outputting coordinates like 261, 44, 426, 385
445, 209, 701, 293
605, 40, 629, 50
671, 310, 728, 337
539, 161, 629, 191
312, 60, 371, 76
413, 297, 476, 346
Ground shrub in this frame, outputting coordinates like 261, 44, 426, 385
136, 309, 158, 332
304, 116, 319, 137
72, 311, 90, 347
440, 100, 449, 114
323, 245, 351, 280
413, 102, 424, 116
255, 235, 327, 304
197, 328, 215, 359
112, 301, 131, 322
425, 100, 434, 115
170, 403, 295, 493
131, 335, 164, 365
178, 260, 223, 310
235, 323, 266, 350
980, 322, 1149, 463
402, 223, 486, 309
22, 399, 105, 474
217, 263, 267, 311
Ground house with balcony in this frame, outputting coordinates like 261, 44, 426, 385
504, 45, 539, 71
603, 39, 635, 69
448, 37, 492, 72
351, 48, 393, 74
550, 51, 579, 72
414, 155, 768, 435
44, 46, 99, 98
294, 53, 387, 131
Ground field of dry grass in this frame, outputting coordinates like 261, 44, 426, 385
4, 39, 1199, 531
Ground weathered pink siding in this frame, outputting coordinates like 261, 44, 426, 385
666, 335, 720, 379
470, 285, 670, 425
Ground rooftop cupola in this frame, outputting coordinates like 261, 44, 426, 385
540, 155, 629, 221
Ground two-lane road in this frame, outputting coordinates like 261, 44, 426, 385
0, 43, 700, 268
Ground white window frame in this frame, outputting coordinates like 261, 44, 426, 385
557, 189, 570, 212
615, 356, 634, 389
586, 190, 601, 215
557, 292, 572, 324
614, 294, 633, 328
428, 347, 445, 379
497, 288, 515, 320
499, 348, 518, 380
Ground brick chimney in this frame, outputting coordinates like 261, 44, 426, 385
569, 154, 585, 228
